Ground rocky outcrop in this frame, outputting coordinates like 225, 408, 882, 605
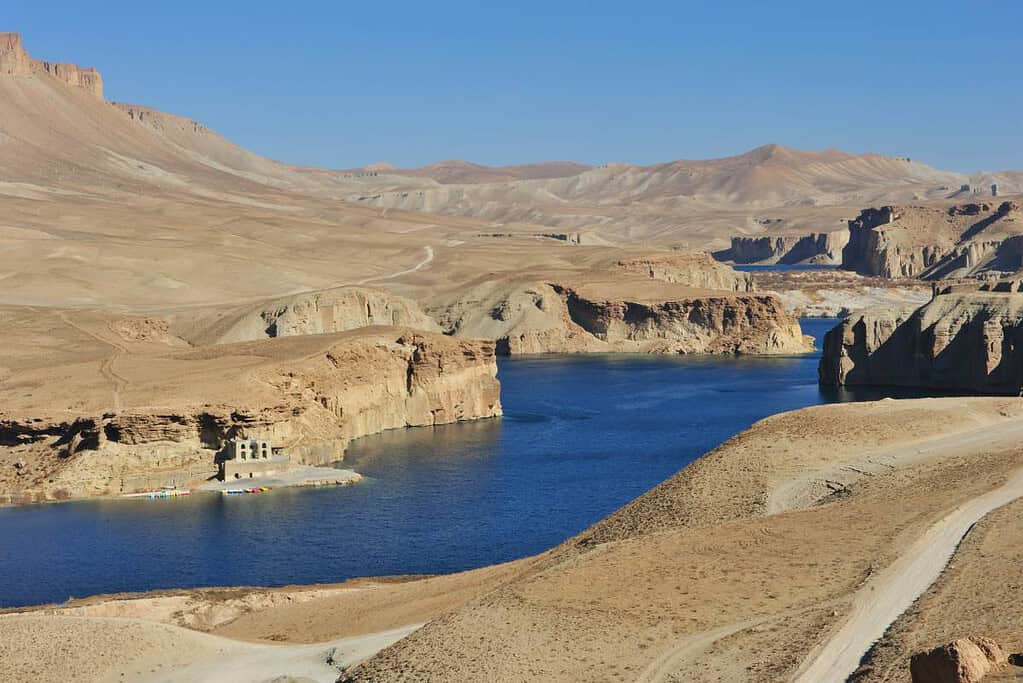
910, 636, 1005, 683
435, 277, 811, 356
171, 286, 441, 346
842, 202, 1023, 279
611, 252, 755, 291
819, 281, 1023, 392
722, 230, 850, 265
0, 33, 103, 98
0, 329, 501, 503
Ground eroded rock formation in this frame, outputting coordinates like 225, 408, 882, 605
0, 329, 501, 503
435, 277, 811, 355
611, 252, 755, 291
842, 202, 1023, 279
723, 230, 850, 265
0, 32, 103, 98
172, 286, 441, 346
819, 281, 1023, 392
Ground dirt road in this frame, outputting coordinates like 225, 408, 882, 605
792, 467, 1023, 682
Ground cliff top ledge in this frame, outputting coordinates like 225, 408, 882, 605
0, 32, 104, 99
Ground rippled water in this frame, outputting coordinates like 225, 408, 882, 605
0, 319, 931, 607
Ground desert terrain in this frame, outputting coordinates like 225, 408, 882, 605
6, 398, 1023, 681
5, 28, 1023, 683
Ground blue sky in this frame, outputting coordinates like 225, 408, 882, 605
7, 1, 1022, 171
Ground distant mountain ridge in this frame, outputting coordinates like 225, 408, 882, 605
2, 31, 1021, 251
367, 159, 594, 184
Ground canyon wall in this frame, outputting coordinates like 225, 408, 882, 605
173, 286, 441, 346
611, 252, 755, 291
724, 230, 850, 265
818, 281, 1023, 393
841, 202, 1023, 279
434, 278, 811, 356
1, 32, 103, 98
0, 330, 501, 503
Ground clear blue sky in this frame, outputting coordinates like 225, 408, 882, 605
8, 0, 1022, 171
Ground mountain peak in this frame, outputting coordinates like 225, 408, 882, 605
0, 32, 104, 99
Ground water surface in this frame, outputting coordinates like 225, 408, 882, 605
0, 319, 929, 607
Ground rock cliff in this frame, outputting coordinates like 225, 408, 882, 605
723, 230, 850, 265
171, 286, 441, 346
0, 32, 103, 98
819, 280, 1023, 392
434, 277, 811, 355
841, 201, 1023, 279
0, 328, 501, 503
610, 251, 755, 291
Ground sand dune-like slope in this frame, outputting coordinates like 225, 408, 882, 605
6, 398, 1023, 682
338, 397, 1023, 681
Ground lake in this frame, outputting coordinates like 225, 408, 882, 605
0, 319, 932, 607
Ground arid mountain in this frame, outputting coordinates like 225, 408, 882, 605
344, 144, 1023, 249
370, 159, 593, 184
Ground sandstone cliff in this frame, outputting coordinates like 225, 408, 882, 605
434, 277, 811, 355
170, 286, 441, 346
610, 251, 755, 291
0, 327, 501, 504
842, 201, 1023, 279
819, 280, 1023, 393
0, 32, 103, 98
723, 230, 850, 265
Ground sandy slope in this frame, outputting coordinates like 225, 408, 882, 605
794, 468, 1023, 681
0, 613, 417, 683
9, 399, 1023, 682
339, 398, 1023, 681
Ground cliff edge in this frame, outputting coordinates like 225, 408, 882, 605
819, 280, 1023, 393
1, 32, 103, 98
0, 322, 501, 504
841, 201, 1023, 279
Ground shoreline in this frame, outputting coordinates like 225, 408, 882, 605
5, 397, 1023, 681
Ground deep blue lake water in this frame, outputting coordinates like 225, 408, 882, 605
0, 319, 930, 608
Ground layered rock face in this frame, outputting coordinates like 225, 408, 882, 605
724, 230, 850, 265
435, 277, 811, 355
819, 282, 1023, 392
842, 202, 1023, 279
0, 329, 501, 503
174, 286, 441, 346
0, 33, 103, 98
611, 252, 755, 291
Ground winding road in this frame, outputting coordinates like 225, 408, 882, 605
356, 245, 434, 285
636, 416, 1023, 683
792, 467, 1023, 682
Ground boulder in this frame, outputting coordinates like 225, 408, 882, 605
910, 636, 1005, 683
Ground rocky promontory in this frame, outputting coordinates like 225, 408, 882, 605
0, 325, 501, 504
435, 276, 812, 355
171, 286, 441, 346
610, 251, 755, 291
819, 280, 1023, 392
721, 230, 849, 265
841, 201, 1023, 279
1, 32, 103, 98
